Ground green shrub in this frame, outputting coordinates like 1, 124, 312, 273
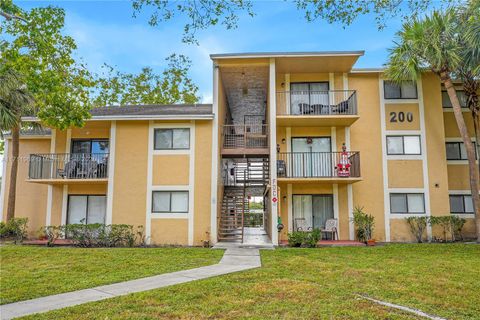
405, 216, 428, 243
351, 206, 374, 242
39, 226, 64, 247
287, 229, 321, 248
287, 231, 306, 247
0, 218, 28, 243
430, 216, 466, 242
59, 223, 145, 247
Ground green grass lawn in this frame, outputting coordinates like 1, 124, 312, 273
17, 244, 480, 320
0, 245, 224, 304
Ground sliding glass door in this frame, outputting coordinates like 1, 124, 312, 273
291, 137, 332, 177
67, 195, 107, 224
293, 195, 333, 230
290, 82, 329, 115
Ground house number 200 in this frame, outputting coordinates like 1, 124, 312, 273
390, 111, 413, 123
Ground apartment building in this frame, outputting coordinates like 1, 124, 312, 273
0, 51, 476, 245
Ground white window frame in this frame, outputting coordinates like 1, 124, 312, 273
389, 191, 426, 217
449, 190, 476, 218
150, 186, 190, 219
153, 128, 190, 152
386, 134, 422, 157
384, 81, 418, 100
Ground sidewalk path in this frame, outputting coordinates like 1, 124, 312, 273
1, 247, 261, 320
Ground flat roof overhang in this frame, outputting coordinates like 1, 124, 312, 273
21, 114, 214, 122
211, 51, 364, 72
26, 178, 108, 185
276, 115, 359, 127
277, 177, 362, 184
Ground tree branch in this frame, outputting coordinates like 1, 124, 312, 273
0, 10, 28, 23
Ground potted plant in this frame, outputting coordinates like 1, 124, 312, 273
351, 206, 375, 246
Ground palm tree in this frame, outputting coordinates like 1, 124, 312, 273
0, 68, 34, 221
385, 7, 480, 242
457, 0, 480, 171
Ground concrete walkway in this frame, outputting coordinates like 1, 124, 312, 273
0, 247, 261, 320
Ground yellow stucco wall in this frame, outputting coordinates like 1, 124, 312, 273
387, 160, 424, 188
349, 73, 386, 241
384, 104, 420, 131
422, 73, 450, 222
152, 155, 189, 185
150, 219, 188, 245
2, 138, 50, 236
447, 166, 470, 190
111, 121, 148, 227
193, 120, 213, 244
390, 219, 417, 242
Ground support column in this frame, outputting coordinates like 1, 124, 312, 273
0, 139, 9, 221
106, 121, 116, 225
269, 58, 278, 246
210, 64, 219, 244
46, 129, 56, 226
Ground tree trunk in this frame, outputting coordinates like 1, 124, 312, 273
5, 125, 19, 222
462, 76, 480, 173
442, 73, 480, 242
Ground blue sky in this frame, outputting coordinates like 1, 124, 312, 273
16, 0, 405, 103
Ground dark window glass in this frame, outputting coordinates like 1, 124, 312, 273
390, 193, 425, 214
450, 195, 474, 214
154, 129, 190, 150
384, 81, 417, 99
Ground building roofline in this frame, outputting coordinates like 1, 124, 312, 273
210, 51, 365, 59
350, 68, 385, 73
22, 114, 215, 122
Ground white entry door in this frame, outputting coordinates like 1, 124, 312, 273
291, 138, 331, 177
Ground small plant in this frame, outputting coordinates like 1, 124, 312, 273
287, 230, 321, 248
0, 218, 28, 243
351, 206, 375, 243
430, 216, 466, 242
405, 216, 428, 243
40, 226, 64, 247
450, 215, 466, 241
287, 231, 307, 247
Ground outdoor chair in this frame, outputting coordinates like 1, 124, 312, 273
321, 218, 338, 240
294, 218, 312, 232
277, 160, 286, 177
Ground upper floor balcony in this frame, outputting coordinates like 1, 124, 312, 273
276, 90, 359, 127
277, 151, 361, 184
222, 124, 269, 157
28, 153, 109, 184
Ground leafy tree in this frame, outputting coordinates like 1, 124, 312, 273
1, 1, 95, 220
385, 5, 480, 242
94, 54, 199, 107
131, 0, 449, 44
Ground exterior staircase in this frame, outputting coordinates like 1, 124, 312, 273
218, 186, 248, 242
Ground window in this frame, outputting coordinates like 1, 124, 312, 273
384, 81, 418, 99
386, 136, 421, 155
442, 90, 467, 108
446, 142, 476, 160
152, 191, 189, 213
290, 82, 330, 115
71, 140, 109, 162
293, 195, 333, 230
67, 195, 106, 224
71, 140, 109, 154
154, 128, 190, 150
390, 193, 425, 214
450, 195, 474, 214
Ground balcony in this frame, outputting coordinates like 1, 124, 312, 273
28, 153, 109, 184
276, 90, 359, 127
222, 124, 269, 157
277, 151, 361, 183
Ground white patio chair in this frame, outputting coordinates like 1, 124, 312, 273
321, 218, 338, 240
